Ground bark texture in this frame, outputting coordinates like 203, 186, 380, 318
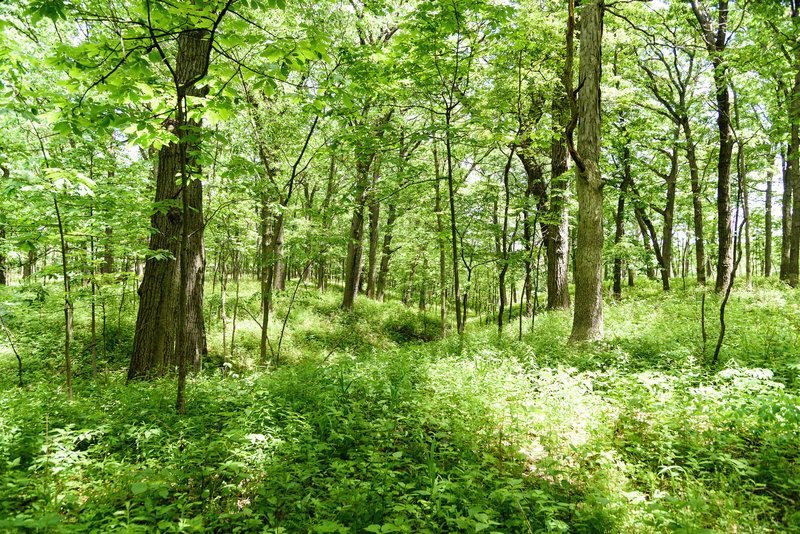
129, 28, 211, 381
569, 0, 604, 341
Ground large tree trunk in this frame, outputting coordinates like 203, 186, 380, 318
517, 149, 546, 317
375, 203, 397, 301
569, 0, 604, 341
129, 28, 211, 381
342, 112, 390, 311
128, 135, 182, 380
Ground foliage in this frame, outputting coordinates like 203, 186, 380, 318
1, 279, 800, 532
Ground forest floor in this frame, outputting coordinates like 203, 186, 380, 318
0, 278, 799, 533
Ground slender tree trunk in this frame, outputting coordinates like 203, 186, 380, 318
403, 248, 422, 306
0, 226, 6, 286
690, 0, 733, 293
788, 67, 800, 287
781, 151, 792, 280
445, 109, 463, 334
342, 162, 369, 311
366, 156, 381, 299
259, 201, 272, 364
376, 203, 397, 301
765, 153, 774, 277
661, 135, 679, 291
434, 140, 447, 338
612, 170, 629, 299
272, 216, 286, 291
53, 197, 73, 400
548, 75, 571, 310
682, 119, 706, 285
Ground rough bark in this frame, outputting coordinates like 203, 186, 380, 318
517, 148, 546, 317
569, 0, 604, 341
128, 133, 182, 380
183, 179, 207, 373
129, 28, 212, 382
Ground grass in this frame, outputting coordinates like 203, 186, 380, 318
0, 277, 799, 532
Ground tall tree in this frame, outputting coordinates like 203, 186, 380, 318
568, 0, 605, 341
689, 0, 736, 293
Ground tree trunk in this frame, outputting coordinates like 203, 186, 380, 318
0, 226, 6, 286
788, 67, 800, 287
403, 248, 422, 306
445, 109, 463, 334
366, 156, 382, 299
690, 0, 733, 293
129, 28, 211, 382
569, 0, 604, 341
342, 162, 369, 311
183, 178, 207, 373
682, 119, 706, 285
548, 75, 571, 310
434, 144, 447, 338
661, 135, 679, 291
376, 203, 397, 301
765, 153, 774, 277
612, 169, 628, 299
781, 151, 792, 280
128, 137, 182, 380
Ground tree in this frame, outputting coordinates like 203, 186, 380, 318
688, 0, 737, 293
568, 0, 605, 341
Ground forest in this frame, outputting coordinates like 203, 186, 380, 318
0, 0, 799, 531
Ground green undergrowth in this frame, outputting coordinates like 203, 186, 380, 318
0, 279, 799, 532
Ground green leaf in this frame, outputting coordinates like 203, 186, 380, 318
131, 482, 148, 495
